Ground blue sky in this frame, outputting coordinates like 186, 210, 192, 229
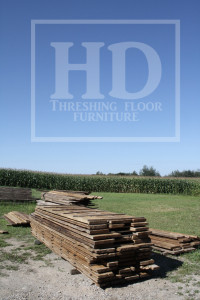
0, 0, 200, 175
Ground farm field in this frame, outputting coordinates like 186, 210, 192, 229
1, 169, 200, 195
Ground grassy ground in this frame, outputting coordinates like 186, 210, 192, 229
0, 192, 200, 287
0, 203, 36, 239
32, 188, 42, 199
92, 192, 200, 285
92, 192, 200, 236
0, 202, 52, 276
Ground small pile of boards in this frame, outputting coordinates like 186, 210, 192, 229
39, 190, 102, 207
30, 205, 159, 287
4, 211, 30, 226
0, 230, 8, 234
150, 228, 200, 255
0, 187, 35, 202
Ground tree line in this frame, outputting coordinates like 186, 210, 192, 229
96, 166, 200, 177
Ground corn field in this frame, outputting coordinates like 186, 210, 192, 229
0, 168, 199, 195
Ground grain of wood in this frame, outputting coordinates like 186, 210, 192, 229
4, 211, 30, 226
150, 228, 200, 255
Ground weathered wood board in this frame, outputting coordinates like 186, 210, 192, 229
30, 205, 158, 287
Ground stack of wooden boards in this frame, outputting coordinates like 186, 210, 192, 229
150, 228, 200, 255
0, 187, 35, 202
39, 190, 103, 207
4, 211, 30, 226
30, 205, 159, 287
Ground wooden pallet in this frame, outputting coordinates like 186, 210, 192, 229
149, 228, 200, 255
30, 205, 158, 287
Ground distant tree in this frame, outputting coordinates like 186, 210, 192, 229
168, 170, 181, 177
96, 171, 104, 175
182, 170, 195, 177
116, 172, 127, 176
139, 165, 160, 177
107, 171, 138, 176
132, 171, 138, 176
169, 169, 200, 177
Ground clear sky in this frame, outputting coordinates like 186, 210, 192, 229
0, 0, 200, 175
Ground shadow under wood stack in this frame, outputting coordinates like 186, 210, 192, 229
149, 228, 200, 255
30, 205, 159, 288
39, 190, 103, 207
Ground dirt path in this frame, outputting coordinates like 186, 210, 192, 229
0, 239, 200, 300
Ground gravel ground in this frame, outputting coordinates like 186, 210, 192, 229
0, 239, 200, 300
